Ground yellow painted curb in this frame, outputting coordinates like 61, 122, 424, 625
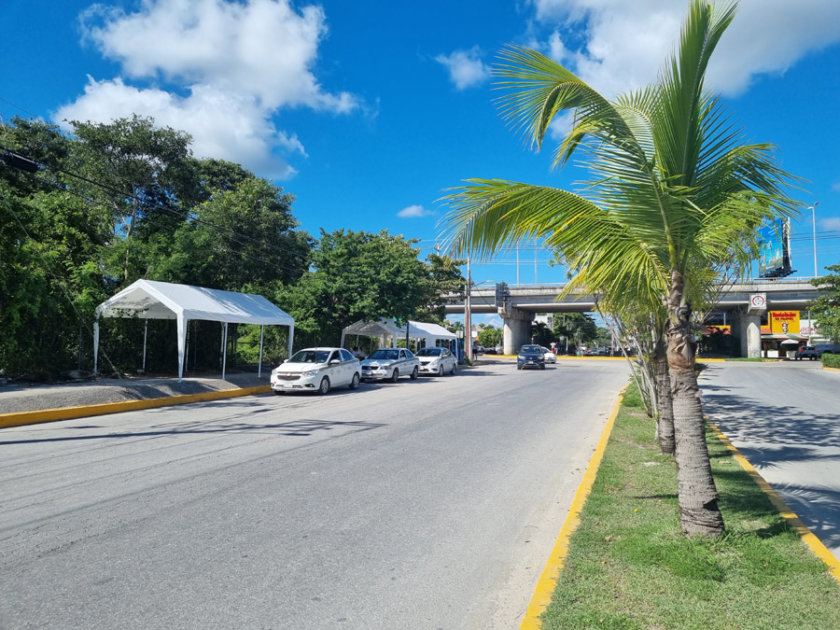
520, 387, 626, 630
0, 385, 271, 429
709, 422, 840, 584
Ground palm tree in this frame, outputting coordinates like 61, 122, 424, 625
442, 0, 797, 536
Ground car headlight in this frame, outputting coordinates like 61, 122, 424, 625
302, 369, 320, 377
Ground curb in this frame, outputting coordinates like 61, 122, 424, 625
520, 386, 627, 629
0, 385, 272, 429
709, 422, 840, 584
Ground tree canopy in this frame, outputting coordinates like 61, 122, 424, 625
1, 116, 461, 380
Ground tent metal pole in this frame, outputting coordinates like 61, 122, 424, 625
142, 320, 148, 373
288, 325, 294, 360
222, 323, 228, 380
93, 319, 100, 375
258, 325, 265, 379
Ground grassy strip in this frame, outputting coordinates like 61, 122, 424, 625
540, 386, 840, 630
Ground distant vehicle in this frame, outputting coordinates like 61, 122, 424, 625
517, 344, 546, 370
271, 347, 361, 394
814, 343, 840, 355
361, 348, 419, 382
540, 346, 557, 364
794, 346, 821, 361
416, 347, 457, 376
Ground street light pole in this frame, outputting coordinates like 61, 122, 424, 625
809, 202, 819, 278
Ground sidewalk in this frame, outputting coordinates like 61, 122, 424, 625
0, 372, 270, 416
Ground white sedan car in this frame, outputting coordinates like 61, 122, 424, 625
541, 346, 557, 363
416, 347, 457, 376
271, 347, 361, 394
360, 348, 420, 382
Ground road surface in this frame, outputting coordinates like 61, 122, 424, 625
0, 359, 628, 629
699, 360, 840, 559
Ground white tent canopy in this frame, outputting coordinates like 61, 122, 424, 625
340, 318, 405, 349
94, 279, 295, 381
340, 318, 456, 350
405, 320, 456, 346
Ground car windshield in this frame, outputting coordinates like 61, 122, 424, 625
520, 345, 542, 354
369, 349, 399, 360
417, 348, 443, 356
289, 349, 330, 364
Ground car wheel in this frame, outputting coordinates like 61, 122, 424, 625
437, 365, 444, 377
410, 366, 419, 380
390, 368, 399, 383
318, 377, 330, 395
349, 373, 360, 390
540, 364, 546, 370
449, 363, 456, 375
517, 364, 522, 370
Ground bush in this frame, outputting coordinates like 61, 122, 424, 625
822, 352, 840, 369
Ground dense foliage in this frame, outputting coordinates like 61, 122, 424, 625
810, 264, 840, 343
0, 116, 464, 380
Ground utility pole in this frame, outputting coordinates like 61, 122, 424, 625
465, 257, 472, 362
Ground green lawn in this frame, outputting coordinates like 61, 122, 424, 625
540, 387, 840, 630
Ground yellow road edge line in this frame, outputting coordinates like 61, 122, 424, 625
0, 385, 272, 429
709, 421, 840, 584
519, 386, 627, 630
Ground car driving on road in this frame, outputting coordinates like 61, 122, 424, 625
360, 348, 420, 382
416, 347, 457, 376
517, 344, 546, 370
271, 347, 361, 394
794, 345, 821, 361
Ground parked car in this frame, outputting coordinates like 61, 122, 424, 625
794, 345, 822, 361
540, 346, 557, 364
517, 344, 546, 370
416, 347, 457, 376
361, 348, 420, 382
271, 347, 361, 394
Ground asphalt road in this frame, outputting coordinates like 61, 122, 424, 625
0, 359, 629, 630
699, 360, 840, 558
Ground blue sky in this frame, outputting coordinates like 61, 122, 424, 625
3, 0, 840, 297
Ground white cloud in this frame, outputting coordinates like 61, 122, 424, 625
435, 47, 490, 90
821, 217, 840, 231
57, 0, 358, 177
397, 204, 435, 218
529, 0, 840, 98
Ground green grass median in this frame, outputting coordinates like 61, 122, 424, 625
540, 386, 840, 630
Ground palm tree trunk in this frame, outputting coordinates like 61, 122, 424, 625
653, 335, 675, 454
667, 270, 723, 536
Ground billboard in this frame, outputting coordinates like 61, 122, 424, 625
758, 219, 793, 278
769, 310, 800, 335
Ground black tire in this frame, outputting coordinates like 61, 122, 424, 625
318, 377, 330, 395
540, 363, 546, 370
410, 366, 419, 380
449, 363, 456, 375
349, 373, 360, 390
517, 364, 522, 370
390, 369, 399, 383
437, 365, 444, 377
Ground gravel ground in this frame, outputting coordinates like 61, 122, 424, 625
0, 372, 269, 414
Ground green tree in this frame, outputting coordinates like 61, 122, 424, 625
443, 1, 797, 535
69, 115, 195, 282
151, 172, 311, 292
809, 264, 840, 342
477, 325, 502, 348
416, 253, 466, 324
280, 230, 430, 347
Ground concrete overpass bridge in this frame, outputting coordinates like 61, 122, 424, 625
444, 279, 822, 357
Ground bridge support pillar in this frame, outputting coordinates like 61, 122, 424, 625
736, 311, 763, 358
499, 307, 534, 355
